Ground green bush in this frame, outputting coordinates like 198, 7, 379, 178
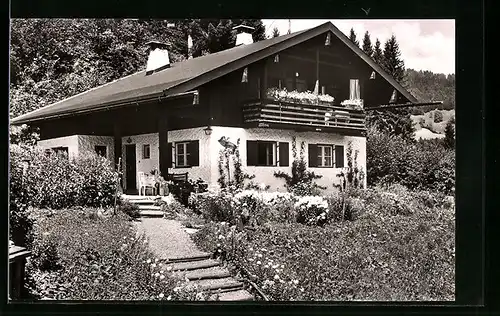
118, 199, 140, 219
27, 209, 203, 300
366, 127, 455, 195
434, 110, 444, 123
9, 145, 119, 210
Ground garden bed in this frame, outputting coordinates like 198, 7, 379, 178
191, 186, 455, 301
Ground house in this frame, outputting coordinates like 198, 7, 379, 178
11, 22, 417, 194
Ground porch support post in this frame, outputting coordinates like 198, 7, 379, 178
113, 123, 123, 188
158, 113, 169, 179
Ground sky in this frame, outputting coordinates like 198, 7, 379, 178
262, 19, 455, 75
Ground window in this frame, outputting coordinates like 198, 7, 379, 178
51, 146, 69, 158
317, 145, 334, 167
349, 79, 360, 100
176, 142, 189, 167
142, 144, 151, 159
168, 140, 199, 168
247, 141, 289, 167
257, 142, 277, 166
308, 144, 344, 168
95, 145, 107, 158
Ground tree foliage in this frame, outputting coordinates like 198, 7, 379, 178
362, 31, 373, 57
382, 34, 406, 85
348, 28, 359, 47
405, 69, 455, 113
372, 38, 383, 65
272, 27, 280, 38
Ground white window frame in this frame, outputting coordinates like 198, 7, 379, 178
257, 141, 277, 166
317, 145, 334, 167
142, 144, 151, 159
175, 142, 190, 167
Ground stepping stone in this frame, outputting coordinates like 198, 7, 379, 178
209, 289, 254, 301
167, 259, 219, 272
138, 205, 161, 210
166, 253, 211, 263
186, 277, 244, 292
177, 267, 232, 280
139, 210, 164, 217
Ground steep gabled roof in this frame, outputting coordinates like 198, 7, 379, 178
11, 22, 417, 125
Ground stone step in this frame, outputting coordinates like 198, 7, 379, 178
166, 253, 212, 263
167, 259, 219, 272
122, 195, 160, 200
176, 267, 232, 281
126, 199, 158, 205
209, 289, 254, 301
187, 277, 244, 292
138, 205, 161, 210
139, 210, 164, 217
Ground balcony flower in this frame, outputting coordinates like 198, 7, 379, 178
266, 88, 335, 106
340, 99, 364, 110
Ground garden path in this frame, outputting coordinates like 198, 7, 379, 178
135, 218, 255, 301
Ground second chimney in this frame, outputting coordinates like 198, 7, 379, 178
145, 41, 170, 75
232, 25, 255, 46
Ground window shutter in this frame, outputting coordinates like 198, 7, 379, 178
167, 142, 173, 167
247, 141, 258, 166
308, 144, 318, 167
335, 145, 344, 168
187, 140, 199, 166
278, 142, 289, 166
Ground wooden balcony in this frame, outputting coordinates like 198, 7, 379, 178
242, 98, 366, 136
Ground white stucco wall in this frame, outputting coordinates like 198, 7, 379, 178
208, 126, 367, 193
37, 135, 80, 160
168, 127, 212, 182
121, 133, 159, 190
78, 135, 115, 164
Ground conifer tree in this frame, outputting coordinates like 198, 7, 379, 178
348, 28, 359, 47
362, 31, 373, 57
372, 38, 384, 66
382, 34, 406, 84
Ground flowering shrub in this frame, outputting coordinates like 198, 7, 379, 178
168, 178, 208, 207
193, 188, 455, 301
266, 88, 335, 105
27, 209, 202, 300
9, 145, 118, 210
294, 196, 329, 226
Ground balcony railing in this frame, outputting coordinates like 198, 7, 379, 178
242, 98, 366, 132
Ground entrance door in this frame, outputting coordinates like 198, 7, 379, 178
125, 144, 137, 194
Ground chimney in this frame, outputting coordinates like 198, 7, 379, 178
232, 24, 255, 46
145, 40, 170, 75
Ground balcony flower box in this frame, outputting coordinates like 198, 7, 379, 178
266, 88, 335, 106
340, 99, 364, 111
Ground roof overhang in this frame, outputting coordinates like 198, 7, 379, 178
11, 22, 417, 125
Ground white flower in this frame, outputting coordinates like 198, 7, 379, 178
155, 273, 160, 278
274, 274, 279, 280
159, 293, 164, 298
152, 263, 157, 268
166, 266, 172, 271
155, 258, 159, 262
256, 261, 261, 265
167, 295, 172, 301
293, 279, 299, 285
146, 259, 152, 264
160, 275, 165, 280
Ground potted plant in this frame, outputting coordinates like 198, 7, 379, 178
340, 99, 364, 110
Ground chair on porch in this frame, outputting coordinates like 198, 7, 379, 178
138, 172, 157, 196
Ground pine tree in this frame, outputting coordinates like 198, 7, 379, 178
382, 34, 406, 84
362, 31, 373, 57
348, 28, 359, 47
272, 27, 280, 38
372, 38, 383, 66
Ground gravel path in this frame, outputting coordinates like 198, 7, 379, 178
136, 218, 209, 260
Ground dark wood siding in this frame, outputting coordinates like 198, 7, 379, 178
278, 142, 289, 167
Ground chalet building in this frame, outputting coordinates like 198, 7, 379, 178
11, 22, 417, 194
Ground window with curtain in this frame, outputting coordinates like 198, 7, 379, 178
349, 79, 360, 100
